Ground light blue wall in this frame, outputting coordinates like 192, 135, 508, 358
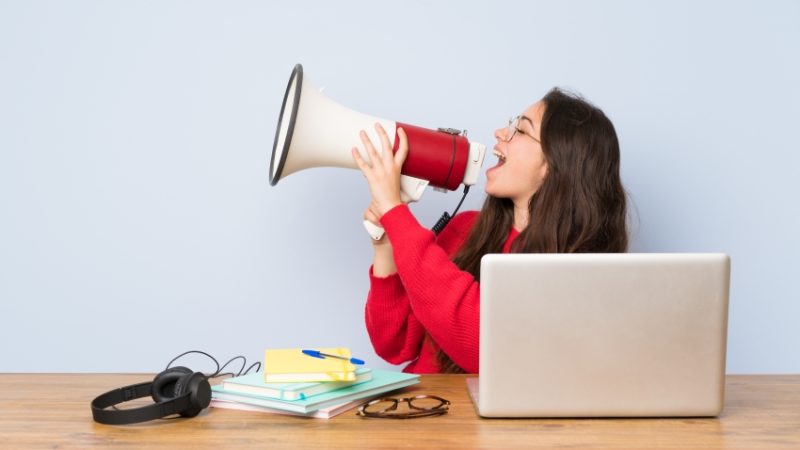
1, 0, 798, 373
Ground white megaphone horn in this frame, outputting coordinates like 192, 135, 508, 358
269, 64, 486, 240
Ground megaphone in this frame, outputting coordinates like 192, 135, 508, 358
269, 64, 486, 239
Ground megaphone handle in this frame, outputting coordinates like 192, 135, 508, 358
361, 175, 430, 241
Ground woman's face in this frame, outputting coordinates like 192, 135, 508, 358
485, 101, 548, 204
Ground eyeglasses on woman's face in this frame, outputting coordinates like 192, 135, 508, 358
504, 116, 541, 144
356, 395, 450, 419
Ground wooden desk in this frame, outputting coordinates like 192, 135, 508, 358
1, 374, 798, 449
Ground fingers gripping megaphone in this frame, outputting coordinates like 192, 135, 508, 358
269, 64, 486, 240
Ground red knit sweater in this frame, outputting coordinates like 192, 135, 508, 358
364, 204, 519, 374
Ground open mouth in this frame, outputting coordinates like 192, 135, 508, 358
492, 149, 507, 166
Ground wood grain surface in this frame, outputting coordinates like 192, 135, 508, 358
1, 374, 798, 449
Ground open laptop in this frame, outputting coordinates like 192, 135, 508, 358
467, 253, 730, 418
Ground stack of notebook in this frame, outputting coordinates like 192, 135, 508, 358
210, 348, 419, 419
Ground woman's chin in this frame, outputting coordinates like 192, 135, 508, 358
485, 181, 514, 199
484, 168, 498, 194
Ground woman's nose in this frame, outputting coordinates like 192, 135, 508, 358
494, 127, 505, 142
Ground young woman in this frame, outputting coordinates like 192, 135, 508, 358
351, 88, 628, 374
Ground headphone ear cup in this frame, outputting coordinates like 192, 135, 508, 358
151, 366, 192, 403
174, 372, 211, 418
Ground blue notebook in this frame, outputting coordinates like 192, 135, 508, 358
221, 368, 372, 400
211, 369, 419, 414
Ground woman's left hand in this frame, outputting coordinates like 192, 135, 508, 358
351, 123, 409, 219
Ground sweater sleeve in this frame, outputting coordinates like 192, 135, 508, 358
364, 266, 427, 365
379, 205, 480, 373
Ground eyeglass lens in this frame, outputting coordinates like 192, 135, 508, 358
362, 396, 447, 415
506, 116, 520, 142
363, 399, 398, 414
408, 396, 446, 410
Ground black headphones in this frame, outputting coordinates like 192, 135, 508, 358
91, 366, 211, 425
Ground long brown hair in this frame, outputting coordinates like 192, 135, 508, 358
435, 88, 629, 373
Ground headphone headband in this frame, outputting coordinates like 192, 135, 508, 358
91, 372, 208, 425
91, 380, 196, 425
90, 351, 255, 426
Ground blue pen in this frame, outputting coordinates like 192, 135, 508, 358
301, 349, 365, 365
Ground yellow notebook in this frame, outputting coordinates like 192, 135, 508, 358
263, 348, 357, 383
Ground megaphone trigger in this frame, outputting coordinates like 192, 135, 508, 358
363, 220, 386, 241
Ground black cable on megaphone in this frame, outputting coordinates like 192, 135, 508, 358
432, 185, 471, 235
